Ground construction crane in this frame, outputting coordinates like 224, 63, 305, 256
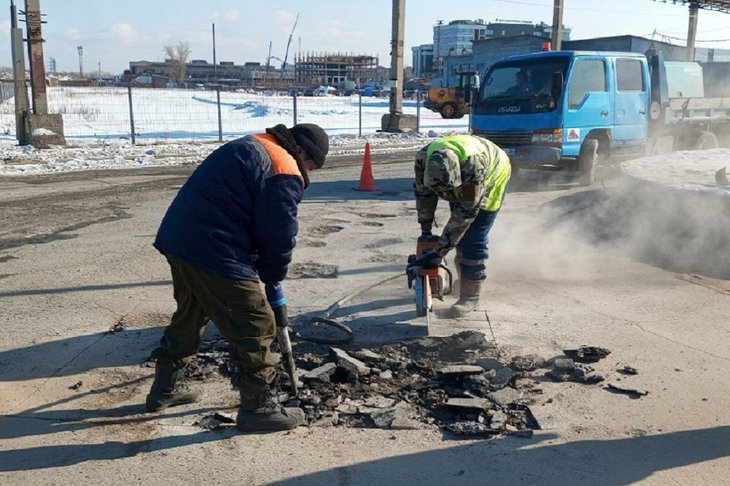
265, 41, 273, 71
281, 12, 299, 72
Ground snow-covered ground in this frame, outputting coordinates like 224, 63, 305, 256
622, 149, 730, 196
0, 86, 467, 175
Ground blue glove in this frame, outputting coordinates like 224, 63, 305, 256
264, 282, 287, 308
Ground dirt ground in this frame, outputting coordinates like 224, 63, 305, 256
0, 152, 729, 485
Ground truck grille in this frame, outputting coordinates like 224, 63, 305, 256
473, 131, 533, 146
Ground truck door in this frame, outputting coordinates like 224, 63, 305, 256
563, 57, 610, 156
613, 58, 648, 144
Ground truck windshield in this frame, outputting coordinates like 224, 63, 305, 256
475, 57, 569, 114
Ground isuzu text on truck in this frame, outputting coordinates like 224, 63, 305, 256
471, 49, 730, 185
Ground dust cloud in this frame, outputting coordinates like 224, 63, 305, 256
491, 176, 730, 281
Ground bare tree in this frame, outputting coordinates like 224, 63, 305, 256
163, 42, 191, 87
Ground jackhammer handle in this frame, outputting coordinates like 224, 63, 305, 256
271, 305, 299, 395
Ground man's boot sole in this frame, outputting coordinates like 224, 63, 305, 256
236, 408, 305, 432
145, 390, 200, 413
450, 299, 480, 318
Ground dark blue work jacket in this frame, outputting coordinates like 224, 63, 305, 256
154, 134, 304, 284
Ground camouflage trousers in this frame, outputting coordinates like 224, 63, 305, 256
155, 254, 277, 389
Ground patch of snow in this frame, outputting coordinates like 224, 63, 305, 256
31, 128, 57, 136
622, 149, 730, 196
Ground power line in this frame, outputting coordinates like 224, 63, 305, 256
651, 30, 730, 42
490, 0, 692, 16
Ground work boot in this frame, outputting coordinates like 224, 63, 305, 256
450, 277, 485, 317
236, 387, 305, 433
145, 360, 200, 412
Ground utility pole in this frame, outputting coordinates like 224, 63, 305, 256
212, 23, 217, 83
25, 0, 48, 114
10, 0, 30, 144
551, 0, 564, 50
77, 45, 83, 76
212, 22, 222, 142
381, 0, 416, 132
686, 3, 699, 61
23, 0, 65, 146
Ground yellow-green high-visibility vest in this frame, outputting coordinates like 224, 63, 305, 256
426, 135, 511, 211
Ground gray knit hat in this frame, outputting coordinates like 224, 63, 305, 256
290, 123, 329, 168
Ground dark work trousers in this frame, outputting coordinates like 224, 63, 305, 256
452, 207, 500, 280
157, 254, 277, 389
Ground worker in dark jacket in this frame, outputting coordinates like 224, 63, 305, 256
146, 123, 329, 432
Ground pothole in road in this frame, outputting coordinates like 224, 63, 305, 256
359, 213, 398, 219
287, 262, 338, 279
364, 237, 403, 249
363, 254, 404, 263
182, 332, 615, 438
0, 210, 132, 251
298, 238, 328, 248
307, 225, 344, 237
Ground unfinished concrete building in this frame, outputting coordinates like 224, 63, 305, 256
294, 53, 380, 88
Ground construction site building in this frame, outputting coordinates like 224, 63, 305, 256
294, 53, 380, 88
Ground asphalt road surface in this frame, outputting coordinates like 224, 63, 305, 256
1, 155, 729, 485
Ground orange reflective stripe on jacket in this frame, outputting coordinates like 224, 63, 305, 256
251, 133, 303, 182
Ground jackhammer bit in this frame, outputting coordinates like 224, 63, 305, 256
265, 283, 298, 396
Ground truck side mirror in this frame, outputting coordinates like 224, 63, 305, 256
551, 71, 564, 100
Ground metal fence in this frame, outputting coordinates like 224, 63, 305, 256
0, 86, 468, 146
0, 80, 14, 104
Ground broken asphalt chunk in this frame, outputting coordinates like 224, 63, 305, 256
446, 421, 499, 436
607, 382, 649, 397
300, 362, 337, 383
330, 347, 371, 377
438, 365, 484, 377
547, 361, 604, 384
194, 412, 236, 430
618, 365, 638, 375
476, 357, 503, 371
510, 355, 546, 372
371, 402, 420, 429
489, 387, 521, 407
350, 349, 383, 364
490, 367, 516, 389
563, 346, 611, 363
444, 397, 493, 412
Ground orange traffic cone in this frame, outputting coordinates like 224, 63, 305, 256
354, 142, 377, 191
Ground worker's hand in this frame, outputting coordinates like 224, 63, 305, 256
264, 282, 286, 308
412, 250, 442, 269
420, 222, 433, 235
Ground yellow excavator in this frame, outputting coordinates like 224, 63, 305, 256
424, 71, 478, 119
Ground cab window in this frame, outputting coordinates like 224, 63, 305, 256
568, 59, 606, 109
616, 59, 644, 92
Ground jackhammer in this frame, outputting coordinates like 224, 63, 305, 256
265, 283, 298, 395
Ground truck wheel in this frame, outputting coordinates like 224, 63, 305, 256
577, 139, 599, 187
695, 131, 719, 150
440, 103, 456, 119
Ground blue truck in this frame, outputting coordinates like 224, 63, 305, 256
471, 49, 730, 185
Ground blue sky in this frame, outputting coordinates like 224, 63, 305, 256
1, 0, 729, 74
